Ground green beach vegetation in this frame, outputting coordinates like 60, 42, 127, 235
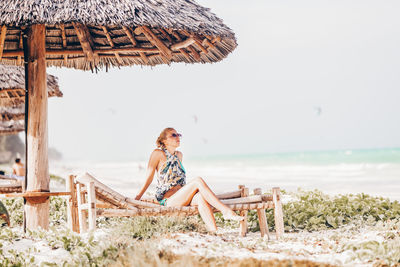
0, 190, 399, 266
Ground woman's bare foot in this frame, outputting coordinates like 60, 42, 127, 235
222, 211, 245, 221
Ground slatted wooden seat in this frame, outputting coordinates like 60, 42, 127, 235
67, 172, 285, 238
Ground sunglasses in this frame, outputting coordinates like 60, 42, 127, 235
170, 133, 182, 138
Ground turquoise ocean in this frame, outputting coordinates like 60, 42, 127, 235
52, 148, 400, 200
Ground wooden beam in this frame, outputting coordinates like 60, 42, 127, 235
24, 24, 50, 230
72, 22, 96, 62
5, 191, 71, 198
122, 26, 150, 64
122, 26, 137, 46
187, 45, 200, 61
96, 202, 274, 217
101, 26, 123, 64
140, 26, 172, 60
139, 52, 149, 64
159, 28, 173, 43
178, 48, 191, 61
166, 29, 182, 41
59, 24, 68, 64
3, 47, 159, 57
203, 38, 216, 50
125, 197, 161, 208
75, 172, 138, 211
212, 36, 221, 44
170, 38, 195, 51
193, 37, 208, 54
220, 195, 264, 205
0, 25, 7, 60
216, 190, 242, 199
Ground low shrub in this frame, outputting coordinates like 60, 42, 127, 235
247, 189, 400, 232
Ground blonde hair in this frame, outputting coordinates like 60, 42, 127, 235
156, 128, 175, 148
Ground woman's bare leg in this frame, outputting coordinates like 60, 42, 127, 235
190, 193, 217, 232
166, 177, 242, 220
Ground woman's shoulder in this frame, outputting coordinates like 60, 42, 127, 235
152, 148, 164, 156
176, 150, 183, 159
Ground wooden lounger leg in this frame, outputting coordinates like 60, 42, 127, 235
77, 183, 88, 233
272, 187, 284, 239
87, 181, 96, 231
238, 185, 249, 237
254, 188, 270, 239
66, 175, 79, 233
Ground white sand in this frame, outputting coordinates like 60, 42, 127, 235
1, 222, 393, 266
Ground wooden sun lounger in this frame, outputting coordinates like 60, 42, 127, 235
67, 173, 285, 238
0, 175, 23, 194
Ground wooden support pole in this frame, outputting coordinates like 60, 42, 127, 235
0, 25, 7, 60
24, 24, 50, 231
66, 175, 79, 233
87, 181, 96, 231
254, 188, 270, 239
272, 187, 284, 239
238, 185, 248, 237
17, 31, 23, 65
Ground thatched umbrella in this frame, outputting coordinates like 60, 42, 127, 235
0, 65, 62, 137
0, 65, 62, 128
0, 119, 24, 135
0, 0, 236, 230
0, 64, 62, 108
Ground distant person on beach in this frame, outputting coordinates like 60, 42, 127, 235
135, 127, 244, 232
12, 158, 25, 180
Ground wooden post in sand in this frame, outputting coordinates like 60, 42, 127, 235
87, 181, 96, 231
238, 185, 249, 237
77, 183, 88, 233
272, 187, 284, 239
23, 24, 50, 230
254, 188, 270, 239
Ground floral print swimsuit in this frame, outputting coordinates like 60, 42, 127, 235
155, 148, 186, 204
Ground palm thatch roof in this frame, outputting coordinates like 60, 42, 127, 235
0, 64, 62, 107
0, 0, 237, 70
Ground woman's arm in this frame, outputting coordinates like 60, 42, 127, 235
135, 150, 161, 200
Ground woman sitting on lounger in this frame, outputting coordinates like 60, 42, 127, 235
135, 127, 243, 232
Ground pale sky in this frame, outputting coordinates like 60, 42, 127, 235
44, 0, 400, 161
